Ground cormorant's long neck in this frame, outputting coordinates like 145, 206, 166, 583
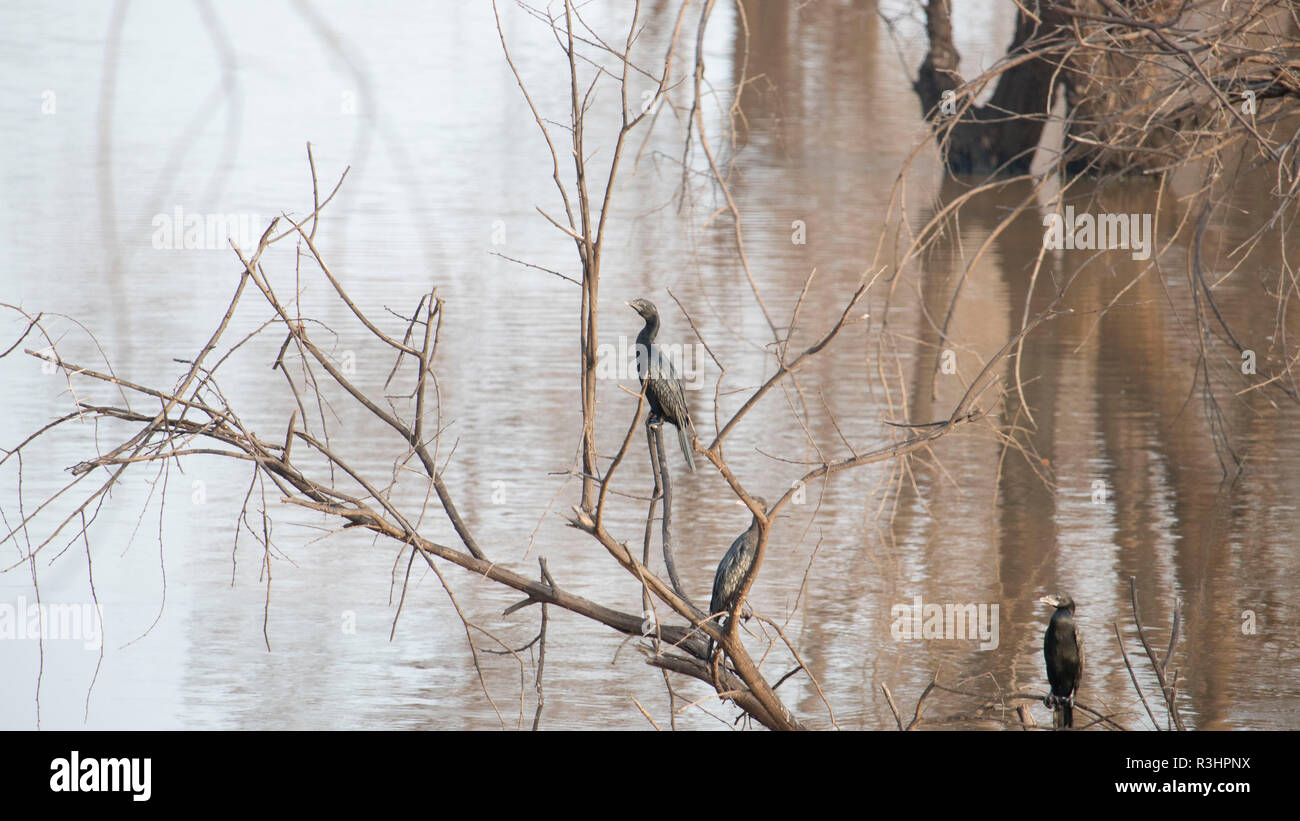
1051, 608, 1074, 633
636, 313, 659, 349
743, 516, 763, 553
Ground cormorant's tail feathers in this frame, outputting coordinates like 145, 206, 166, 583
1050, 699, 1074, 729
676, 422, 696, 472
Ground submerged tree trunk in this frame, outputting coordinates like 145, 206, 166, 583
914, 0, 1300, 178
913, 0, 1069, 175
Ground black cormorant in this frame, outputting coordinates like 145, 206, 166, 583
1039, 593, 1084, 728
705, 496, 768, 661
626, 298, 697, 471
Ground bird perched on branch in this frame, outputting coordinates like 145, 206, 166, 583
626, 298, 697, 471
1039, 592, 1084, 728
705, 496, 768, 662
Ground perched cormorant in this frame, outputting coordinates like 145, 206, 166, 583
705, 496, 768, 662
626, 298, 697, 471
1039, 593, 1084, 728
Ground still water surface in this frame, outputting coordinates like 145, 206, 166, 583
1, 1, 1296, 730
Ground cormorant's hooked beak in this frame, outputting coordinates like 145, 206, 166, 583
1038, 594, 1064, 608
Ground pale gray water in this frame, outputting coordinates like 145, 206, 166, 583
1, 1, 1297, 730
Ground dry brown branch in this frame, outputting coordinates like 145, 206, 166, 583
1128, 576, 1187, 730
1114, 620, 1162, 730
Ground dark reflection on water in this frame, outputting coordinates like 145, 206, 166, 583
0, 1, 1296, 730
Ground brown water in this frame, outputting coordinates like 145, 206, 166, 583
1, 1, 1297, 730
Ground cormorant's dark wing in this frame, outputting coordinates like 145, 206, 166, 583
1042, 624, 1057, 692
1073, 627, 1084, 699
706, 535, 740, 660
644, 343, 696, 470
710, 535, 742, 618
644, 344, 689, 424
